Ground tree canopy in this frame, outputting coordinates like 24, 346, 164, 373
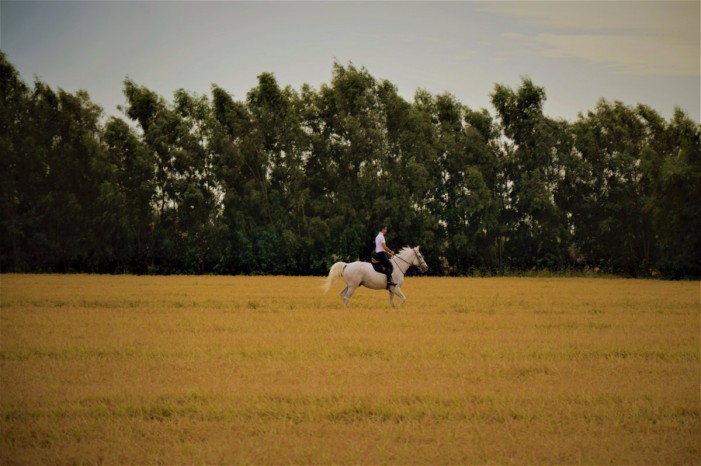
1, 53, 699, 277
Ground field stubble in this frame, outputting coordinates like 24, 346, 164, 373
0, 274, 699, 464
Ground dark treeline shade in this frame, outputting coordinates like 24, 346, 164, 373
1, 53, 699, 277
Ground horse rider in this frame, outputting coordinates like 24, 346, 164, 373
375, 225, 396, 289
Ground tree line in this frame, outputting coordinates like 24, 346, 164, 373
1, 52, 699, 277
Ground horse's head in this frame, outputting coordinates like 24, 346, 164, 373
413, 246, 429, 273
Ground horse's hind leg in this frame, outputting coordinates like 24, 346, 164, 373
339, 286, 349, 305
341, 284, 358, 307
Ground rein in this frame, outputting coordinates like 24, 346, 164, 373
391, 249, 416, 267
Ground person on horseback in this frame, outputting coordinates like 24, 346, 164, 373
375, 225, 396, 289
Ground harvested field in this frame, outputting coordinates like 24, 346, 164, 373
1, 275, 699, 464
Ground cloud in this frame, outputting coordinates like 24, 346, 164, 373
480, 1, 700, 77
532, 32, 699, 76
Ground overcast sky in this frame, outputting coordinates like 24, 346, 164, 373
2, 0, 699, 123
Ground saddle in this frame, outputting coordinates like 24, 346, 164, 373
370, 251, 396, 289
370, 252, 386, 274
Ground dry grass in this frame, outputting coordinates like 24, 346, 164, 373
1, 274, 699, 464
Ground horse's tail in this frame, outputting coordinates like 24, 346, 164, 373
322, 262, 346, 294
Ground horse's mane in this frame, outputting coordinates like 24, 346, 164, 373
397, 246, 414, 256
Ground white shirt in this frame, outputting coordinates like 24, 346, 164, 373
375, 232, 386, 253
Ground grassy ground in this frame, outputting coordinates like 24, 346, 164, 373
1, 274, 699, 464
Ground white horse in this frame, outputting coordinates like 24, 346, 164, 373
323, 246, 429, 307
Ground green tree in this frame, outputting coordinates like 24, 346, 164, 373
211, 84, 270, 273
211, 84, 248, 272
101, 117, 155, 272
651, 109, 701, 277
171, 88, 224, 273
311, 62, 387, 261
2, 52, 698, 278
492, 78, 571, 270
0, 51, 31, 270
376, 82, 440, 266
123, 80, 224, 272
26, 84, 105, 271
246, 73, 309, 273
570, 100, 653, 275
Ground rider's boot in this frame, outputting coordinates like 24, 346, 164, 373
386, 274, 396, 289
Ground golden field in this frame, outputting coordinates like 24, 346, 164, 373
1, 274, 699, 464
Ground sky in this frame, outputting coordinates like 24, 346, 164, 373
1, 0, 699, 123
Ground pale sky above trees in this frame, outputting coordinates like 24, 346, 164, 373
2, 1, 698, 122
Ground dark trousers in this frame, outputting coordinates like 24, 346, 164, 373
377, 252, 394, 282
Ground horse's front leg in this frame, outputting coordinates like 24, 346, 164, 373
393, 286, 407, 306
388, 290, 396, 307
